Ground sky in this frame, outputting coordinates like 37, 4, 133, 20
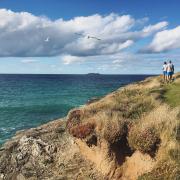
0, 0, 179, 74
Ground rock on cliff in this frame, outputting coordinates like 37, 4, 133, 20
0, 119, 103, 180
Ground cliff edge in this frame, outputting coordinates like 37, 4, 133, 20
0, 73, 180, 180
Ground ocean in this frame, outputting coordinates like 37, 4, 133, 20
0, 74, 153, 145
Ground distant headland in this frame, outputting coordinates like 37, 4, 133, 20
86, 73, 101, 76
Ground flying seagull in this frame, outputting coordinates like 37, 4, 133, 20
75, 33, 101, 41
44, 37, 50, 42
87, 36, 101, 41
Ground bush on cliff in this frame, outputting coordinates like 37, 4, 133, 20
128, 126, 160, 154
70, 123, 95, 139
98, 112, 129, 143
66, 109, 82, 131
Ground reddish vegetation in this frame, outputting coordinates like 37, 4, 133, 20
66, 109, 82, 130
66, 109, 95, 139
70, 123, 95, 139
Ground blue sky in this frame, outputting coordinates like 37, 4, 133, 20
0, 0, 179, 74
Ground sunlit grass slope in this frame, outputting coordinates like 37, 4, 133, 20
164, 83, 180, 107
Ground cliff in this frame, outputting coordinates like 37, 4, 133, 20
0, 73, 179, 180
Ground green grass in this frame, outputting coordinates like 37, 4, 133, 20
163, 83, 180, 107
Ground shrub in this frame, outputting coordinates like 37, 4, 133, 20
66, 109, 82, 131
128, 126, 160, 154
70, 123, 95, 139
102, 118, 128, 144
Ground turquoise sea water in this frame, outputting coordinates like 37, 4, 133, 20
0, 74, 153, 145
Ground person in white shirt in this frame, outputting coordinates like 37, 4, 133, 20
162, 61, 167, 82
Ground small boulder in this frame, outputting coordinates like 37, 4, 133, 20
45, 145, 57, 155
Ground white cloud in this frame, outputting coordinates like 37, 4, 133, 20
142, 21, 168, 35
62, 55, 84, 65
100, 40, 134, 54
112, 53, 135, 64
0, 9, 168, 58
21, 59, 38, 63
140, 26, 180, 53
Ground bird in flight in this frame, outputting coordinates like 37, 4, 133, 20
87, 36, 101, 41
44, 37, 50, 42
74, 33, 101, 41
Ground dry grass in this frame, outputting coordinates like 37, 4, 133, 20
138, 160, 179, 180
95, 112, 129, 143
82, 88, 157, 122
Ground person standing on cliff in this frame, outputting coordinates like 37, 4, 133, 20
162, 61, 167, 82
167, 61, 174, 82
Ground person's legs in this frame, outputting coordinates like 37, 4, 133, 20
170, 72, 173, 81
165, 73, 168, 82
163, 72, 165, 81
172, 71, 174, 80
167, 72, 170, 82
163, 71, 167, 82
